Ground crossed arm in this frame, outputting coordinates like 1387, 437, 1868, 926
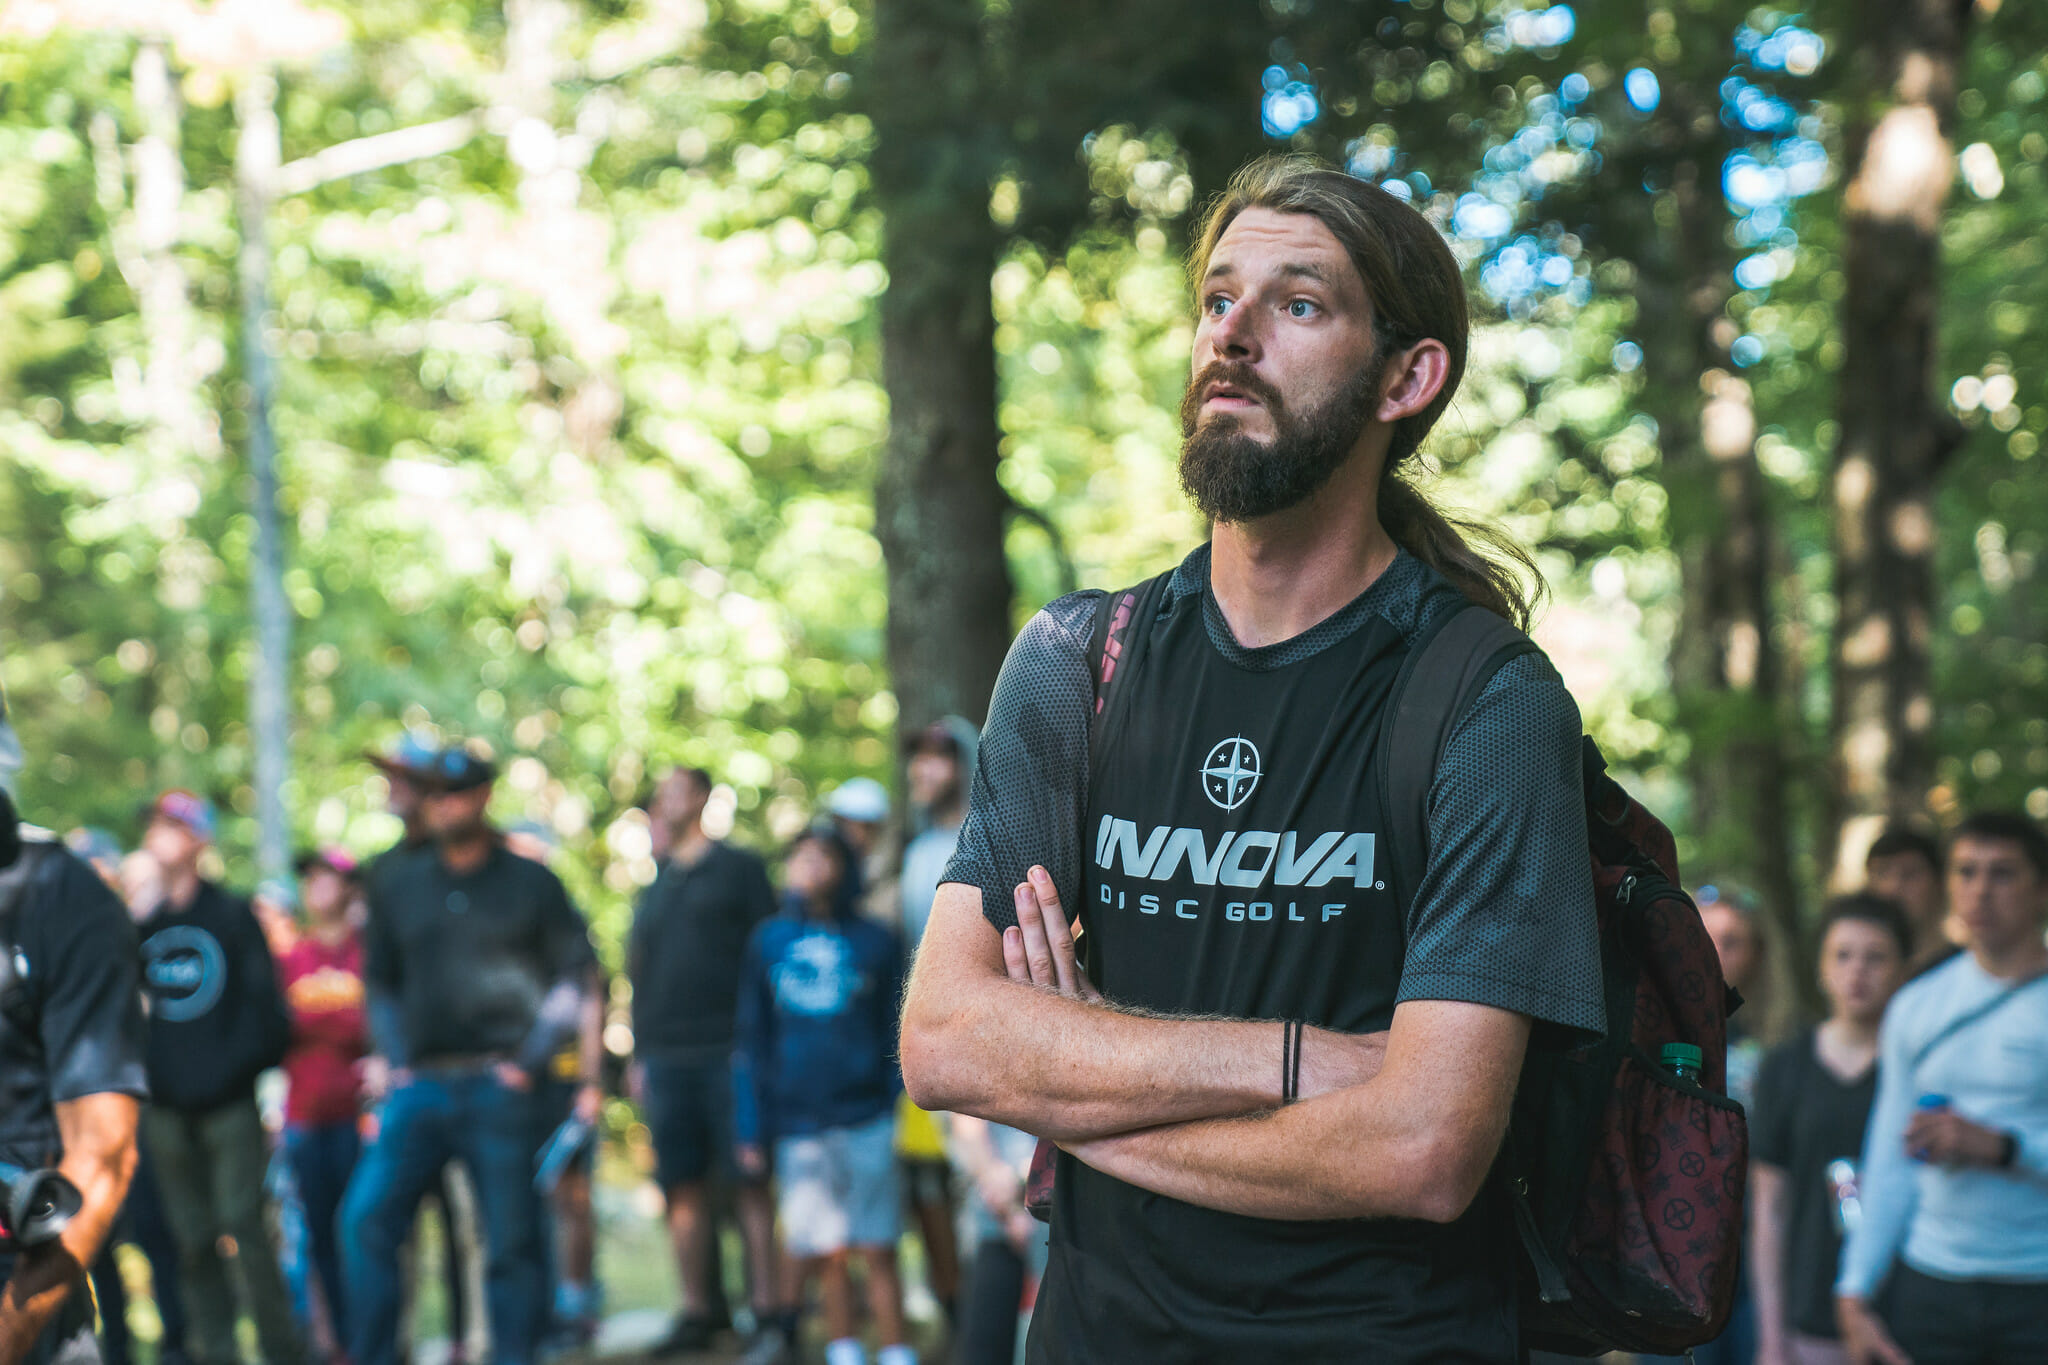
0, 1093, 140, 1365
898, 868, 1528, 1224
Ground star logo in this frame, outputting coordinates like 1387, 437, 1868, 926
1201, 736, 1262, 811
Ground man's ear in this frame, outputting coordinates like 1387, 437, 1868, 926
1376, 339, 1451, 423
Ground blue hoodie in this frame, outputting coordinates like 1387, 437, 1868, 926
732, 894, 904, 1145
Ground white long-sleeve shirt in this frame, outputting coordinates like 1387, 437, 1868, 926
1837, 952, 2048, 1296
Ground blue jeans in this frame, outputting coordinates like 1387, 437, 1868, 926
340, 1072, 540, 1365
284, 1121, 361, 1334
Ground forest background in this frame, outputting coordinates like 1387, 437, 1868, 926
3, 0, 2044, 1016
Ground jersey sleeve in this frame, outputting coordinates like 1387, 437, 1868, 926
942, 591, 1103, 931
32, 854, 150, 1105
1397, 652, 1605, 1041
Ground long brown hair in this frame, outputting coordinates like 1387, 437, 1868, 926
1190, 155, 1542, 630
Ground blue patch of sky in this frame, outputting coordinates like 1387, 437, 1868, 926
1717, 23, 1829, 363
1301, 11, 1830, 336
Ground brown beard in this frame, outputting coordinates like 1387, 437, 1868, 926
1178, 351, 1386, 524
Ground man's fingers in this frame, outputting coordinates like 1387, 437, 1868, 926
1029, 866, 1084, 997
1002, 925, 1030, 983
1014, 881, 1058, 987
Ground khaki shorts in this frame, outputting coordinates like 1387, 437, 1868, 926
774, 1111, 900, 1257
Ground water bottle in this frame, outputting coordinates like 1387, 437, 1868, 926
1662, 1043, 1704, 1085
1909, 1093, 1950, 1162
1826, 1158, 1862, 1234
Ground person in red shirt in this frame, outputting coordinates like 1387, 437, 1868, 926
277, 847, 369, 1355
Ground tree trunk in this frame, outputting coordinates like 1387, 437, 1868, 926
235, 71, 293, 885
1827, 0, 1972, 887
130, 40, 218, 460
868, 0, 1014, 739
1640, 69, 1808, 1021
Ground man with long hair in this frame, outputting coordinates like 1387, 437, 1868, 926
899, 156, 1604, 1360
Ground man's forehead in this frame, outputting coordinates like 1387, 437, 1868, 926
1206, 209, 1360, 285
1951, 835, 2026, 865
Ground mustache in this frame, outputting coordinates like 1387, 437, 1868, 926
1180, 362, 1286, 434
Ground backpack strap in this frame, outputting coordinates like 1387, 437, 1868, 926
1909, 970, 2048, 1078
1380, 603, 1540, 911
1085, 571, 1175, 770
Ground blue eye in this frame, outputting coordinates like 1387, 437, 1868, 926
1288, 299, 1318, 318
1207, 295, 1233, 316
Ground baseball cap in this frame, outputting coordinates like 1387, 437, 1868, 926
825, 777, 890, 824
366, 729, 442, 780
421, 745, 497, 793
294, 846, 360, 879
150, 789, 218, 843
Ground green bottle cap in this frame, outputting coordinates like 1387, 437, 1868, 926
1662, 1043, 1704, 1072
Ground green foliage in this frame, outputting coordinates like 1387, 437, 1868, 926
4, 0, 2047, 964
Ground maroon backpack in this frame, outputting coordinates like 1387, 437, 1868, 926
1387, 604, 1748, 1355
1029, 586, 1747, 1356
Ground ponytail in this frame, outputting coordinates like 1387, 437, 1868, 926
1378, 467, 1542, 633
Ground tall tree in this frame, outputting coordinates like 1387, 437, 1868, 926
1825, 0, 1973, 885
866, 0, 1015, 736
1628, 4, 1807, 1004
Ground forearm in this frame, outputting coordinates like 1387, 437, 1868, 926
1749, 1165, 1790, 1347
577, 984, 604, 1086
514, 978, 585, 1073
904, 970, 1283, 1141
1057, 999, 1524, 1223
0, 1097, 139, 1365
1062, 1077, 1453, 1222
367, 990, 409, 1067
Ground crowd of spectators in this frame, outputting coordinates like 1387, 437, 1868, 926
51, 716, 1044, 1365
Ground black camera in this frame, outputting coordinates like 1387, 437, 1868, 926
0, 1162, 82, 1250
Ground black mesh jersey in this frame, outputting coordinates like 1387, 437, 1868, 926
943, 542, 1604, 1362
946, 543, 1602, 1036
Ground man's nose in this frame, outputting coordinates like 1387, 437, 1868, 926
1210, 300, 1261, 361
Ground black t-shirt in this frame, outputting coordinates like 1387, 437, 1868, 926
137, 879, 289, 1112
628, 842, 775, 1058
364, 842, 595, 1064
0, 839, 149, 1171
1751, 1029, 1879, 1340
946, 546, 1604, 1363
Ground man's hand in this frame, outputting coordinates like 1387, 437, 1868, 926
1904, 1108, 2010, 1168
1837, 1295, 1912, 1365
1006, 866, 1387, 1097
494, 1061, 534, 1093
1003, 867, 1101, 1003
735, 1143, 766, 1179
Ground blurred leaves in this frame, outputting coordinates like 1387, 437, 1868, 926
3, 0, 2048, 958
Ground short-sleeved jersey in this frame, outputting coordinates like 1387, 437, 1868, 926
0, 840, 148, 1171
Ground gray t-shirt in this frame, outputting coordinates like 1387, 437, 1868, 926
943, 544, 1603, 1038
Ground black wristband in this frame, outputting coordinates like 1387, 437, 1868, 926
1290, 1019, 1304, 1101
1998, 1130, 2020, 1169
1281, 1019, 1300, 1103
